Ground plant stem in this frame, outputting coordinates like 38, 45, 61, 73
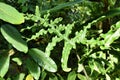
76, 51, 90, 80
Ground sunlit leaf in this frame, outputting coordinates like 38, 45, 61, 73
25, 74, 34, 80
106, 74, 111, 80
77, 74, 87, 80
0, 53, 10, 78
77, 63, 84, 72
12, 57, 22, 66
61, 42, 72, 72
67, 71, 76, 80
1, 24, 28, 53
0, 2, 24, 24
28, 48, 57, 72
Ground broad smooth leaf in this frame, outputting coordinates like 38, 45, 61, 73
0, 2, 24, 24
0, 53, 10, 77
25, 58, 40, 80
67, 71, 76, 80
28, 48, 57, 72
1, 24, 28, 53
77, 74, 87, 80
25, 74, 34, 80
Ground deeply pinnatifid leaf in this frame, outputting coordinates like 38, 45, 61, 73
89, 59, 106, 75
67, 71, 76, 80
0, 2, 24, 24
0, 53, 10, 77
105, 28, 120, 48
61, 42, 72, 72
35, 6, 40, 19
100, 21, 120, 49
45, 36, 62, 56
29, 48, 57, 72
25, 58, 40, 80
1, 24, 28, 53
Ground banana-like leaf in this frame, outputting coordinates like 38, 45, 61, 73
29, 48, 57, 72
0, 53, 10, 77
41, 0, 83, 14
1, 24, 28, 53
0, 2, 24, 24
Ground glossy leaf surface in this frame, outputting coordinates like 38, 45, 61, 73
29, 48, 57, 72
1, 24, 28, 53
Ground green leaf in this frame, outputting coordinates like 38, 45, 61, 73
105, 28, 120, 48
0, 77, 5, 80
0, 53, 10, 77
77, 63, 84, 72
28, 48, 57, 72
12, 73, 25, 80
40, 71, 47, 80
25, 74, 34, 80
25, 58, 40, 80
57, 74, 64, 80
1, 24, 28, 53
42, 0, 83, 14
49, 74, 58, 80
0, 2, 24, 24
106, 74, 111, 80
77, 74, 87, 80
67, 71, 76, 80
12, 57, 22, 66
61, 42, 72, 72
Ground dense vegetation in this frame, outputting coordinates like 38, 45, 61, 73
0, 0, 120, 80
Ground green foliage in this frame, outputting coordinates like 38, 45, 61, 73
29, 48, 57, 72
1, 0, 120, 80
0, 2, 24, 24
1, 24, 28, 53
0, 52, 10, 78
25, 58, 40, 80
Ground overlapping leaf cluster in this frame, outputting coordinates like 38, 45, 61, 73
1, 0, 120, 80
